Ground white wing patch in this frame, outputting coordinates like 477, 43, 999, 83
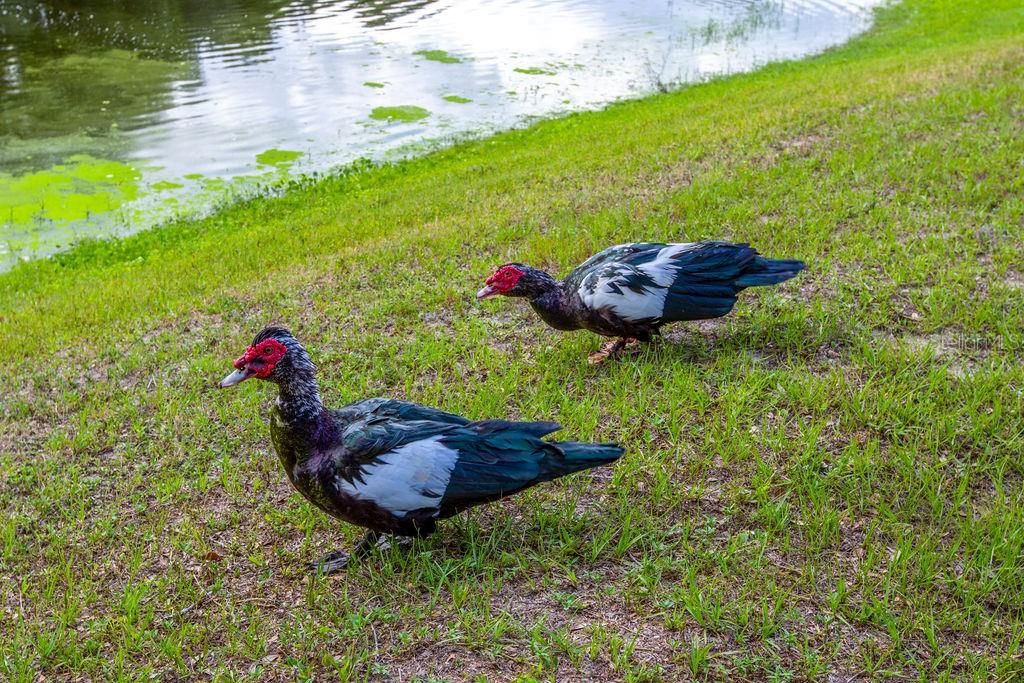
336, 436, 459, 517
578, 243, 696, 322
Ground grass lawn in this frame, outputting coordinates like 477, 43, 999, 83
2, 0, 1023, 679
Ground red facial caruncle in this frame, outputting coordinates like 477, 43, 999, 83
234, 338, 288, 378
476, 264, 523, 299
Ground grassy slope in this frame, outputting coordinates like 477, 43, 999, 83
2, 0, 1023, 679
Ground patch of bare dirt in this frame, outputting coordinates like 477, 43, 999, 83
877, 327, 994, 378
1004, 270, 1024, 290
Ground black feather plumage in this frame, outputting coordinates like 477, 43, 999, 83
222, 328, 624, 570
485, 240, 805, 348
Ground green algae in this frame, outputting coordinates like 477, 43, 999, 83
200, 177, 229, 190
443, 95, 473, 104
255, 149, 303, 168
4, 49, 190, 142
0, 132, 131, 178
414, 49, 462, 64
514, 66, 557, 76
369, 106, 431, 123
151, 180, 184, 191
0, 155, 141, 227
363, 81, 386, 88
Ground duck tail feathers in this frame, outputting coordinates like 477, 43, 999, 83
735, 256, 806, 288
542, 441, 625, 478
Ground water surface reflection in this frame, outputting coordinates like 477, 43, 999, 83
0, 0, 882, 266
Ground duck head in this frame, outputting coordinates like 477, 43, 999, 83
219, 326, 314, 388
477, 263, 557, 299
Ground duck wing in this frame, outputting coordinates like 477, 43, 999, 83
327, 412, 621, 521
567, 241, 803, 325
330, 414, 465, 518
334, 397, 471, 426
437, 420, 623, 515
562, 243, 664, 289
565, 242, 680, 324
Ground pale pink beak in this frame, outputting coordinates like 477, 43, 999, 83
219, 367, 254, 388
476, 284, 499, 300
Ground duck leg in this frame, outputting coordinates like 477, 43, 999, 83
588, 338, 626, 364
374, 534, 414, 553
588, 337, 638, 364
307, 530, 381, 574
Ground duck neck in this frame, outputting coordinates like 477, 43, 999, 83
521, 269, 560, 299
528, 277, 579, 331
275, 370, 324, 426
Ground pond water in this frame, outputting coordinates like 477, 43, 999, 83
0, 0, 882, 269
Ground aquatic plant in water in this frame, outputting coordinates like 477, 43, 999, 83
414, 49, 463, 64
0, 155, 141, 226
369, 106, 431, 122
514, 66, 557, 76
255, 149, 304, 169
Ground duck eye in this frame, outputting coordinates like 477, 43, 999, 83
264, 347, 274, 356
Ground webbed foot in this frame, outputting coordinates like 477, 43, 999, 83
307, 531, 382, 575
588, 338, 638, 364
307, 549, 352, 575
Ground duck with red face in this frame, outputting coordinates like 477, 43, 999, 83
219, 338, 289, 386
478, 241, 806, 363
219, 326, 625, 573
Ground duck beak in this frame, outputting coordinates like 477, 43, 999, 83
219, 367, 254, 388
476, 284, 498, 300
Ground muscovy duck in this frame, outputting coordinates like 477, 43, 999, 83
219, 326, 624, 573
478, 241, 805, 362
